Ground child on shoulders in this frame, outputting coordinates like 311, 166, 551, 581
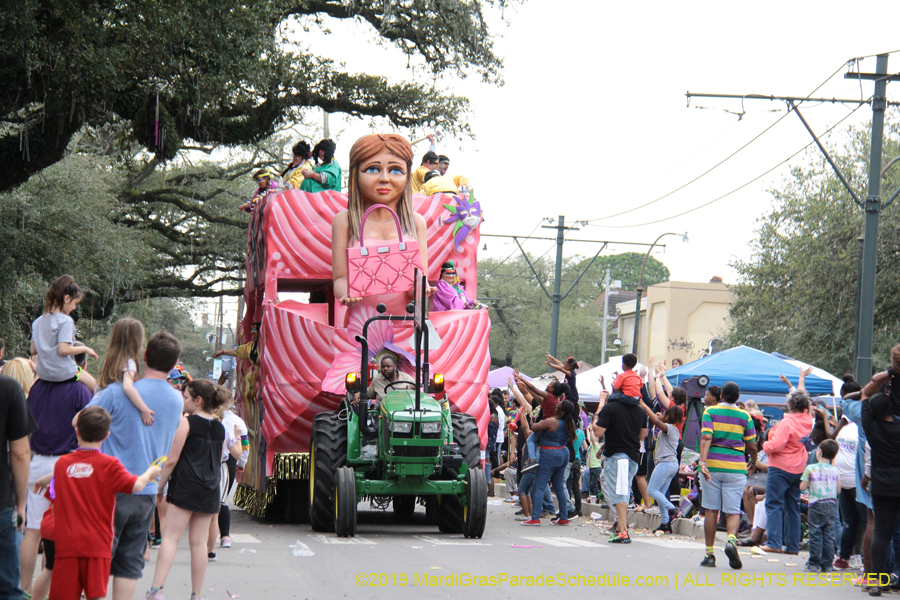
97, 318, 155, 425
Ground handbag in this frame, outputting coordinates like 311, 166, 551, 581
346, 204, 422, 298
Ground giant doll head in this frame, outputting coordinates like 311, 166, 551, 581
347, 134, 415, 242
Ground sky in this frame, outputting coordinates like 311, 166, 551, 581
280, 0, 900, 289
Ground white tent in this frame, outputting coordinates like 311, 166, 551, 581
780, 358, 844, 396
576, 357, 649, 402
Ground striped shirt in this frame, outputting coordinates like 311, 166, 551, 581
701, 403, 756, 474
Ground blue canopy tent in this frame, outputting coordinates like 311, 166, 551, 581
664, 345, 834, 451
664, 345, 835, 396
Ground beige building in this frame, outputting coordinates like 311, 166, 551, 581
616, 279, 733, 366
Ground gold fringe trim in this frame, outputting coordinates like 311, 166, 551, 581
273, 452, 310, 480
234, 453, 309, 518
233, 479, 277, 518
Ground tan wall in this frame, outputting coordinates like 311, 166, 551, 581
616, 281, 732, 366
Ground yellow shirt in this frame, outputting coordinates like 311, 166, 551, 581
286, 160, 314, 190
423, 173, 470, 196
411, 165, 431, 195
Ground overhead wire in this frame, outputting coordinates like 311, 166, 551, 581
482, 218, 546, 275
584, 61, 850, 224
587, 100, 868, 229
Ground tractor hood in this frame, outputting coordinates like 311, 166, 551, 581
379, 391, 443, 421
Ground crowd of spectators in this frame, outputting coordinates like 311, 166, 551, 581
0, 275, 246, 600
489, 348, 900, 593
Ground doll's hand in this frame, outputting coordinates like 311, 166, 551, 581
339, 296, 363, 307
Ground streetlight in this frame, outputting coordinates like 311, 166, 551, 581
631, 232, 689, 358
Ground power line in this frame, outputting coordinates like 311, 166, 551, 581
587, 100, 867, 229
585, 61, 850, 224
481, 218, 545, 276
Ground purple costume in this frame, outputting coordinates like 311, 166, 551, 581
432, 279, 479, 311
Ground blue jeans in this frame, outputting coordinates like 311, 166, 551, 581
807, 500, 838, 570
530, 448, 569, 521
647, 461, 679, 524
765, 466, 803, 553
839, 487, 866, 559
0, 508, 23, 600
526, 432, 541, 463
588, 467, 602, 496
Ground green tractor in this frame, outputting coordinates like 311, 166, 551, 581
307, 280, 487, 538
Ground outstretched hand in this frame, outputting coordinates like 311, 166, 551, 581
800, 366, 814, 378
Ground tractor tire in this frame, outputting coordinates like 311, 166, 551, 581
393, 496, 416, 520
462, 467, 487, 538
334, 466, 358, 537
309, 412, 347, 532
437, 413, 481, 534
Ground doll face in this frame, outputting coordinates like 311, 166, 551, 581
358, 151, 407, 205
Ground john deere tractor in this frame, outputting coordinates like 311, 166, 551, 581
307, 278, 487, 538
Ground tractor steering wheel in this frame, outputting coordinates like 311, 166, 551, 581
383, 380, 416, 393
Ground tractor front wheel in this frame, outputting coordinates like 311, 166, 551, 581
309, 412, 347, 532
334, 467, 358, 537
462, 467, 487, 538
437, 413, 481, 534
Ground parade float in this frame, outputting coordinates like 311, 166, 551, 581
233, 170, 491, 522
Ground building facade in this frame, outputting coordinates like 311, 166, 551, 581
616, 279, 732, 367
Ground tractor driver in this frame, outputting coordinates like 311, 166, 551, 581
354, 353, 415, 407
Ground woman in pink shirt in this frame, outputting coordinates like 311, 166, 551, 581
760, 390, 814, 554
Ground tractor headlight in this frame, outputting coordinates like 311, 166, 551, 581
421, 421, 441, 434
345, 372, 358, 392
391, 421, 413, 434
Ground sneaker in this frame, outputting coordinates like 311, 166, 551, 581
725, 541, 742, 570
550, 518, 570, 526
668, 508, 680, 521
145, 590, 165, 600
208, 552, 217, 562
520, 459, 539, 474
608, 522, 618, 533
833, 558, 851, 570
220, 536, 232, 549
514, 509, 523, 515
515, 515, 530, 521
850, 555, 864, 570
520, 519, 541, 526
150, 538, 161, 549
645, 506, 660, 515
540, 511, 553, 519
608, 531, 631, 544
700, 553, 716, 568
654, 522, 672, 534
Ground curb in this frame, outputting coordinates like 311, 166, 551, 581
493, 480, 728, 542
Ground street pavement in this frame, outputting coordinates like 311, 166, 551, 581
151, 499, 858, 599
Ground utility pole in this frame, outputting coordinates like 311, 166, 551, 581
855, 54, 889, 382
483, 226, 662, 372
601, 269, 611, 364
546, 216, 567, 364
686, 54, 900, 383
